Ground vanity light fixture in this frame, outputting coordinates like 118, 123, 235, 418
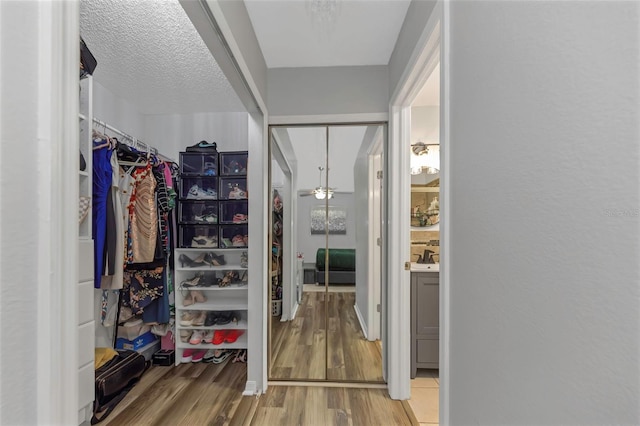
410, 142, 440, 175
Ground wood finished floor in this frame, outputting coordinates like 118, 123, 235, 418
271, 291, 384, 382
98, 361, 416, 426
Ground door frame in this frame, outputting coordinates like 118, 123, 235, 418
266, 119, 389, 384
387, 0, 444, 405
367, 132, 384, 341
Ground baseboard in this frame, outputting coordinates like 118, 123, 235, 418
290, 302, 299, 320
353, 302, 370, 341
243, 380, 258, 396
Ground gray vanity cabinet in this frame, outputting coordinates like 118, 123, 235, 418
411, 272, 439, 378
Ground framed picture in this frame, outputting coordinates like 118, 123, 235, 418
310, 206, 347, 235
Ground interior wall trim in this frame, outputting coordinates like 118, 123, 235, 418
386, 0, 443, 406
268, 381, 387, 389
270, 113, 388, 125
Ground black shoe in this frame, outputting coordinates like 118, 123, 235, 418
216, 311, 236, 325
186, 140, 218, 153
204, 311, 219, 326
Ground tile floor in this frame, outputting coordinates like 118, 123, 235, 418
408, 369, 439, 425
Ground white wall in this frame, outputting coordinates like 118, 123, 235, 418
0, 2, 42, 423
447, 2, 640, 424
296, 194, 357, 266
389, 0, 438, 98
93, 81, 146, 140
144, 112, 248, 161
268, 66, 389, 117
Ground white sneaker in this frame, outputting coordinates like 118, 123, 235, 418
203, 330, 215, 344
189, 329, 204, 345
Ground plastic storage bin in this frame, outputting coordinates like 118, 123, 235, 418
219, 200, 248, 224
220, 177, 247, 200
180, 152, 218, 176
219, 224, 248, 248
180, 176, 218, 200
219, 151, 248, 176
179, 201, 218, 225
179, 225, 218, 248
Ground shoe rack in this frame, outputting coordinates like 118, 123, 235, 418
175, 150, 249, 365
173, 248, 249, 365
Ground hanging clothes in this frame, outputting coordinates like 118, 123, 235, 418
100, 148, 125, 289
128, 164, 158, 263
122, 265, 165, 315
92, 138, 114, 289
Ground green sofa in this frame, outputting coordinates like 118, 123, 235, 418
315, 248, 356, 284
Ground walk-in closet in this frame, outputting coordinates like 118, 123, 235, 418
77, 1, 262, 423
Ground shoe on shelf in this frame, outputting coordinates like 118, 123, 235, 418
204, 311, 220, 326
186, 184, 216, 200
189, 330, 204, 345
228, 186, 247, 199
186, 140, 218, 153
240, 252, 248, 268
232, 349, 247, 363
209, 253, 226, 266
212, 330, 227, 345
178, 253, 209, 268
212, 349, 234, 364
194, 213, 217, 223
232, 235, 245, 247
180, 311, 196, 326
232, 213, 248, 224
224, 330, 244, 344
191, 236, 217, 248
191, 350, 207, 363
182, 293, 195, 307
202, 349, 217, 363
181, 348, 196, 363
191, 311, 206, 327
203, 330, 215, 344
190, 290, 207, 304
203, 162, 217, 176
180, 329, 192, 343
180, 272, 204, 288
199, 274, 216, 288
215, 311, 237, 326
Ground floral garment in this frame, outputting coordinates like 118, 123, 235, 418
122, 266, 164, 315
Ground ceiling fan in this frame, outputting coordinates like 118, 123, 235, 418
299, 166, 340, 199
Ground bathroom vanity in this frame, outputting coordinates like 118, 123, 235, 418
411, 267, 439, 378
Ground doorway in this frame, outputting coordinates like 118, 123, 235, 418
267, 123, 387, 383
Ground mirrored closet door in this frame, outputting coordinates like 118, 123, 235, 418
268, 123, 386, 383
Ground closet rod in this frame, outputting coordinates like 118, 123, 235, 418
93, 117, 158, 155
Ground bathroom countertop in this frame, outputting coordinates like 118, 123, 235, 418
410, 263, 439, 272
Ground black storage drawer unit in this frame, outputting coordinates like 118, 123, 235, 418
180, 176, 218, 200
179, 225, 218, 248
178, 201, 218, 225
219, 200, 248, 224
219, 151, 248, 176
180, 152, 218, 176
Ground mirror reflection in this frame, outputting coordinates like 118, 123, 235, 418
268, 124, 385, 383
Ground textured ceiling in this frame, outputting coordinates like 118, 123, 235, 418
244, 0, 411, 68
80, 0, 245, 115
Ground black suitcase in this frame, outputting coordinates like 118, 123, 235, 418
92, 349, 149, 424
